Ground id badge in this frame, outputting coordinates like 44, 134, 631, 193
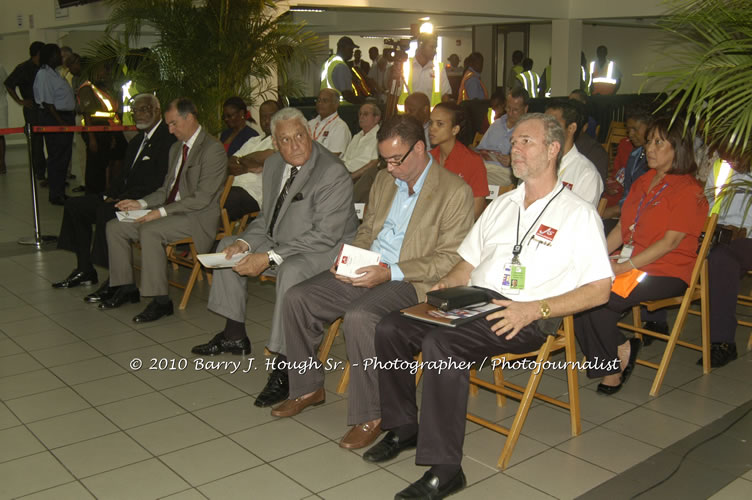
501, 262, 526, 295
617, 244, 634, 264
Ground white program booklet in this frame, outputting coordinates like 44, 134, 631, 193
115, 209, 150, 222
335, 244, 382, 278
197, 252, 249, 269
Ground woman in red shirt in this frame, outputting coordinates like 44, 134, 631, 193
429, 102, 489, 219
575, 117, 708, 395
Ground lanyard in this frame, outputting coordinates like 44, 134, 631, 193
513, 186, 565, 264
628, 182, 668, 243
312, 114, 338, 141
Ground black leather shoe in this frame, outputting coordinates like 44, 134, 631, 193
254, 368, 289, 407
84, 280, 114, 303
133, 299, 174, 323
192, 333, 251, 356
98, 287, 140, 309
642, 321, 668, 346
49, 195, 68, 206
621, 337, 642, 385
697, 342, 737, 368
52, 269, 98, 289
395, 469, 467, 499
363, 430, 418, 463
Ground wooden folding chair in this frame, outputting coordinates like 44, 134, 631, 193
603, 121, 627, 168
597, 197, 608, 217
164, 175, 234, 309
471, 132, 484, 148
466, 315, 580, 470
616, 213, 718, 396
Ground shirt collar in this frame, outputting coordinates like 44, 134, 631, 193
144, 119, 162, 141
510, 181, 564, 210
184, 125, 201, 150
394, 156, 432, 194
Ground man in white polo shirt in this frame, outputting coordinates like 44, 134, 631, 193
342, 102, 381, 181
365, 113, 613, 499
308, 88, 352, 156
545, 99, 603, 207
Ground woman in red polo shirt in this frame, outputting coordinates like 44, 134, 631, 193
429, 102, 489, 219
575, 117, 708, 395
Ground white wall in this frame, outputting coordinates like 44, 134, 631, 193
529, 23, 552, 76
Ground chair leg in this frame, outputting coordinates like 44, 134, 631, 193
178, 243, 201, 310
415, 352, 424, 385
497, 336, 554, 470
649, 291, 693, 396
563, 316, 581, 436
700, 263, 711, 374
632, 305, 644, 343
337, 362, 350, 394
318, 318, 342, 363
469, 368, 479, 396
493, 366, 507, 407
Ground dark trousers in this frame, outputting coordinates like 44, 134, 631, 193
40, 110, 75, 200
574, 276, 687, 378
57, 194, 117, 270
375, 302, 548, 466
224, 186, 260, 221
709, 238, 752, 344
83, 132, 111, 195
23, 106, 46, 179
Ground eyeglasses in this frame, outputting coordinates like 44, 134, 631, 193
380, 141, 416, 167
133, 105, 153, 114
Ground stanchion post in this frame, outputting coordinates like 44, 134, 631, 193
18, 122, 57, 247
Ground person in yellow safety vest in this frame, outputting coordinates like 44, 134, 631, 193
457, 52, 488, 104
538, 57, 552, 98
588, 45, 621, 95
507, 50, 524, 90
579, 52, 589, 94
515, 58, 540, 98
396, 33, 452, 112
320, 36, 360, 104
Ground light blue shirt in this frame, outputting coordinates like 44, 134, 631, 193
476, 114, 514, 165
463, 69, 485, 100
370, 158, 433, 281
33, 65, 75, 111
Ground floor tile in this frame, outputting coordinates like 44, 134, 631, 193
556, 426, 661, 473
576, 386, 638, 424
506, 448, 614, 499
18, 481, 96, 500
198, 464, 310, 499
272, 442, 376, 492
453, 472, 554, 499
0, 368, 65, 400
230, 418, 328, 462
160, 437, 262, 486
0, 425, 45, 462
162, 377, 246, 411
50, 356, 125, 385
193, 396, 275, 434
387, 455, 497, 488
0, 304, 42, 324
0, 337, 24, 357
0, 452, 74, 498
0, 316, 61, 337
127, 413, 221, 455
52, 432, 151, 478
709, 478, 752, 499
0, 402, 21, 430
6, 387, 90, 423
28, 408, 119, 449
643, 389, 735, 426
462, 427, 550, 469
603, 406, 701, 448
139, 320, 207, 343
681, 373, 752, 407
0, 352, 44, 378
29, 342, 101, 368
499, 404, 595, 447
13, 329, 81, 351
293, 398, 349, 440
161, 489, 207, 500
320, 469, 410, 499
85, 330, 156, 355
73, 372, 153, 406
97, 392, 185, 430
82, 458, 190, 499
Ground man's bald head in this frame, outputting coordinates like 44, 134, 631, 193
404, 92, 431, 125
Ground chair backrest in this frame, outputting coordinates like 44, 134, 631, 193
219, 175, 234, 209
688, 213, 719, 290
604, 121, 627, 168
597, 197, 607, 216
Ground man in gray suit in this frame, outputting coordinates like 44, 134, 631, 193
101, 98, 227, 323
191, 107, 359, 408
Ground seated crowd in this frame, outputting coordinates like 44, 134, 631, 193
50, 84, 750, 499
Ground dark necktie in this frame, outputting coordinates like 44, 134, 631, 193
166, 144, 189, 204
268, 166, 300, 237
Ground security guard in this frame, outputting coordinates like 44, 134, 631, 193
397, 33, 451, 111
321, 36, 360, 103
588, 45, 621, 95
515, 58, 540, 98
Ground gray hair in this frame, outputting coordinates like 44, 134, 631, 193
361, 102, 381, 119
516, 112, 566, 170
133, 93, 160, 111
270, 107, 309, 138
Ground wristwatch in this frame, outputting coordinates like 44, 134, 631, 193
539, 300, 551, 319
267, 250, 276, 268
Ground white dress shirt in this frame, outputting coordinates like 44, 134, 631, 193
341, 124, 379, 173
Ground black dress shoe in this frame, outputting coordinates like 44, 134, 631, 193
84, 280, 114, 303
642, 321, 668, 346
192, 333, 251, 356
133, 299, 174, 323
52, 269, 98, 289
395, 469, 467, 499
72, 185, 86, 193
98, 287, 140, 309
697, 342, 738, 368
363, 430, 418, 463
49, 195, 68, 206
254, 368, 289, 407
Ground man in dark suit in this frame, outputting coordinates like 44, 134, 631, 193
190, 107, 359, 408
101, 98, 227, 323
52, 94, 174, 300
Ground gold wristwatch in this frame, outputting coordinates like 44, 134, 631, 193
539, 300, 551, 319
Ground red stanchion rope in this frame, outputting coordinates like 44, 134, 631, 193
0, 125, 138, 135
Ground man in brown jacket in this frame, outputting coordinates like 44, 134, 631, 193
269, 115, 474, 451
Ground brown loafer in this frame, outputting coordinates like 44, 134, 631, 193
339, 420, 383, 449
270, 387, 325, 417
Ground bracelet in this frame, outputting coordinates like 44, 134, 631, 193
628, 258, 636, 269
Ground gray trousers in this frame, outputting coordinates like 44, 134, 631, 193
106, 215, 199, 296
207, 235, 329, 355
284, 270, 417, 425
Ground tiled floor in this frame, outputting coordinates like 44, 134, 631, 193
1, 144, 751, 499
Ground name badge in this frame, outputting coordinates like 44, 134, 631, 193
618, 244, 634, 264
501, 262, 526, 295
354, 203, 365, 220
486, 184, 500, 200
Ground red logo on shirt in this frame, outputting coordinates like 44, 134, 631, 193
536, 225, 558, 241
563, 182, 573, 190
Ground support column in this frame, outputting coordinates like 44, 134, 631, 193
551, 19, 582, 97
472, 25, 494, 94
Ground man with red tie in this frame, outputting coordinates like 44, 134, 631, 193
102, 98, 227, 322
